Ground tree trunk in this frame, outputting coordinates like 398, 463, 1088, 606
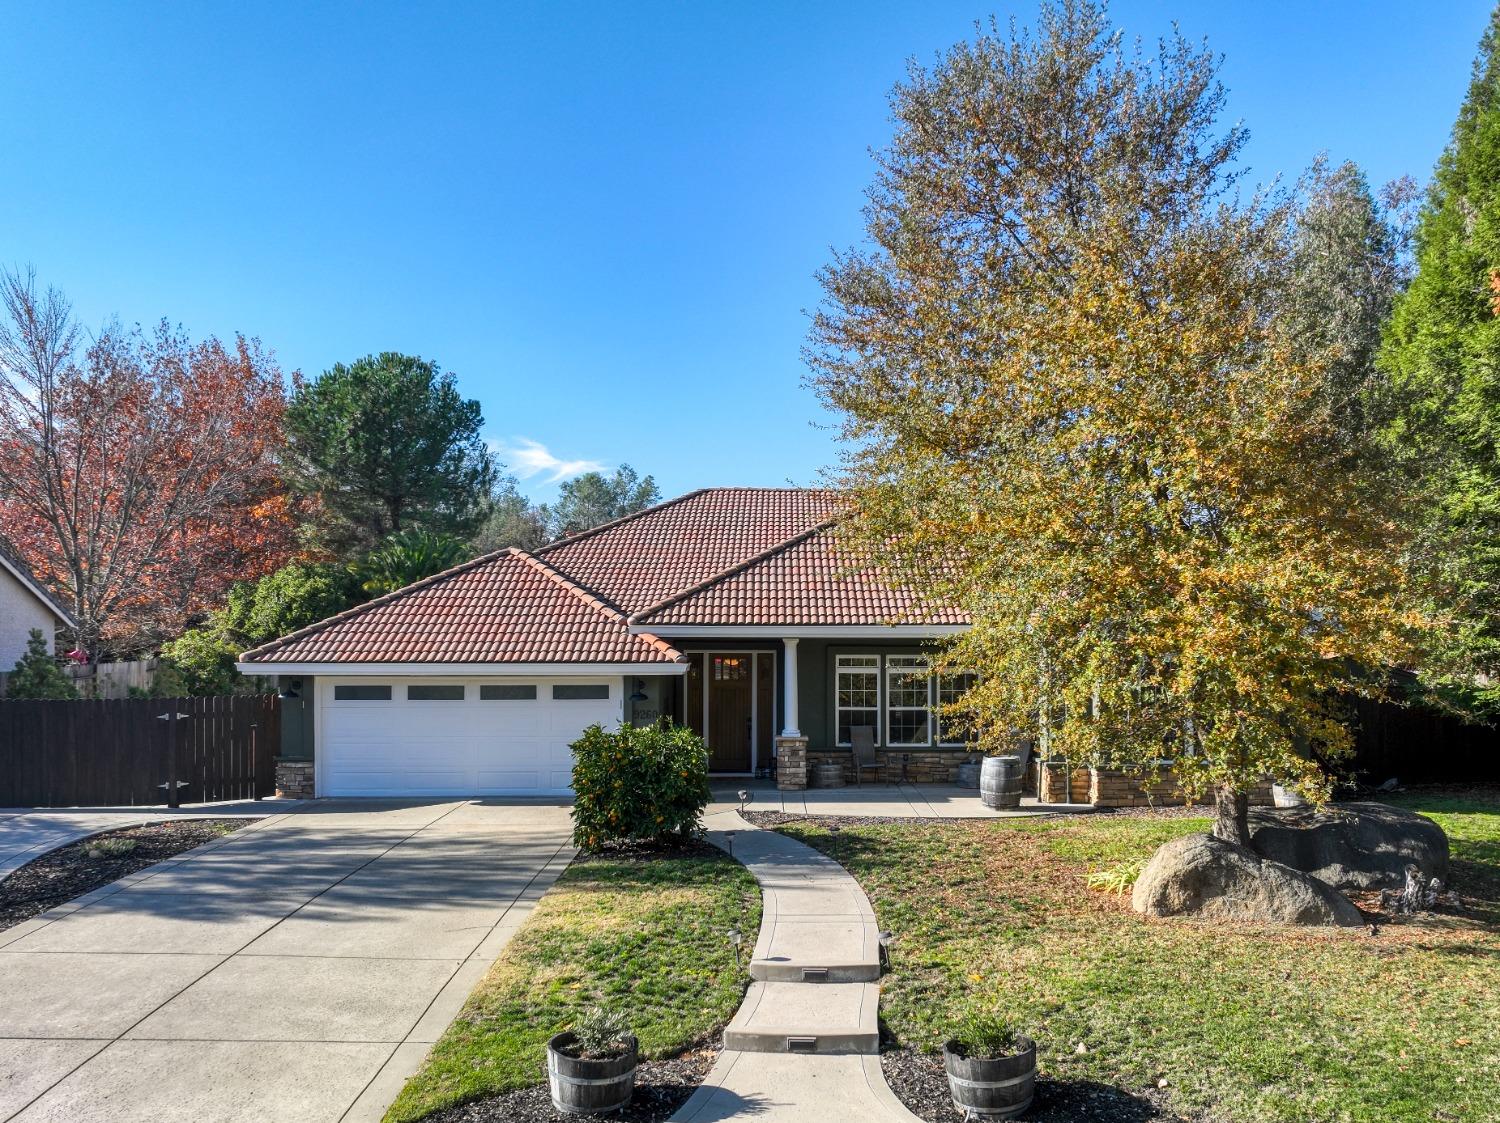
1212, 785, 1251, 848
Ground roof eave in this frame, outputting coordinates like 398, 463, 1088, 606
235, 660, 690, 677
625, 624, 970, 638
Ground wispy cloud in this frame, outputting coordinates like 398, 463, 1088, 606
495, 438, 607, 484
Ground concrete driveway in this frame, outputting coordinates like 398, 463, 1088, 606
0, 799, 575, 1123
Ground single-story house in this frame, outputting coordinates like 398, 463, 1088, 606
0, 550, 76, 670
237, 487, 975, 798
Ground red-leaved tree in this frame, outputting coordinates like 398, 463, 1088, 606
0, 269, 297, 656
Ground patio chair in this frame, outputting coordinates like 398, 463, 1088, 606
850, 726, 882, 786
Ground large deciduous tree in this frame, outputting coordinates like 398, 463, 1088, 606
807, 1, 1428, 843
0, 270, 296, 656
1381, 5, 1500, 715
285, 352, 496, 551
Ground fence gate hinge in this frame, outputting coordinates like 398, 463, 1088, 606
156, 712, 191, 721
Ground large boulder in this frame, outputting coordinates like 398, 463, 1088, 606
1248, 802, 1448, 890
1132, 833, 1364, 926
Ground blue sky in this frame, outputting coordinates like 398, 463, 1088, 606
2, 1, 1491, 502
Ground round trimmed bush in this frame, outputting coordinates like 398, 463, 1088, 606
570, 722, 711, 850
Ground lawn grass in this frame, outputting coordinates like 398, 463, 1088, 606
383, 845, 760, 1123
773, 789, 1500, 1123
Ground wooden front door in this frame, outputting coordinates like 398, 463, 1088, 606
706, 654, 753, 772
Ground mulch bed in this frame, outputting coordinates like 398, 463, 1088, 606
0, 818, 250, 932
418, 1042, 719, 1123
881, 1046, 1176, 1122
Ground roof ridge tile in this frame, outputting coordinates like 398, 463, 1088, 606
506, 549, 686, 663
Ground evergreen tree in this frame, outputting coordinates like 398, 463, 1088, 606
1382, 5, 1500, 712
285, 353, 497, 552
542, 465, 659, 538
5, 629, 78, 699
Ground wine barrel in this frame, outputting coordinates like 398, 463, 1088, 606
547, 1032, 638, 1115
956, 759, 982, 788
979, 755, 1022, 809
811, 761, 847, 788
942, 1036, 1036, 1119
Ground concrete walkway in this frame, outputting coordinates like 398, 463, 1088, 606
710, 779, 1092, 819
671, 809, 918, 1123
0, 802, 279, 884
0, 799, 575, 1123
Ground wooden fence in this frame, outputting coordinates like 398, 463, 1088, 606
0, 658, 158, 701
0, 695, 278, 807
1348, 696, 1500, 785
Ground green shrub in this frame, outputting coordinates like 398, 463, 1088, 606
86, 837, 138, 858
953, 1008, 1022, 1058
567, 1007, 633, 1059
4, 629, 79, 699
1086, 855, 1148, 895
570, 722, 710, 850
159, 625, 242, 696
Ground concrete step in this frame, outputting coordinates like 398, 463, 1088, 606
749, 919, 881, 982
723, 981, 880, 1055
749, 882, 881, 982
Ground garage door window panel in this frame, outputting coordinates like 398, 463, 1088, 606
408, 684, 465, 701
554, 684, 609, 700
481, 684, 538, 700
333, 684, 392, 701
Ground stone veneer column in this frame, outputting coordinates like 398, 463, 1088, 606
274, 758, 315, 799
775, 736, 809, 790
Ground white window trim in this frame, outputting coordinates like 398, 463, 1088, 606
935, 671, 978, 748
885, 656, 934, 748
834, 655, 881, 749
832, 654, 977, 749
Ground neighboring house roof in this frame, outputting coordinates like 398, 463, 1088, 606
239, 487, 966, 668
0, 549, 76, 629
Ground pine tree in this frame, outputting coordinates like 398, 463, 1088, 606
5, 629, 79, 700
1382, 5, 1500, 712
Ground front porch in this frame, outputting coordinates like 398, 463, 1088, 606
708, 779, 1091, 819
634, 635, 979, 789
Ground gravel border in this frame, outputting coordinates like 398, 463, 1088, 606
417, 1041, 720, 1123
0, 818, 250, 931
880, 1046, 1176, 1122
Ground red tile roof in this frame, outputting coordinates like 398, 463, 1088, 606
536, 488, 839, 614
628, 526, 969, 627
240, 488, 965, 666
239, 549, 684, 665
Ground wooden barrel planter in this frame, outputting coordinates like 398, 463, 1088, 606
811, 761, 847, 788
546, 1032, 638, 1115
979, 755, 1022, 809
955, 758, 982, 788
942, 1035, 1037, 1119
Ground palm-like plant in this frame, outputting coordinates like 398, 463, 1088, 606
357, 529, 470, 596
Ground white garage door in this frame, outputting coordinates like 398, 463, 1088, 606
318, 677, 622, 796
